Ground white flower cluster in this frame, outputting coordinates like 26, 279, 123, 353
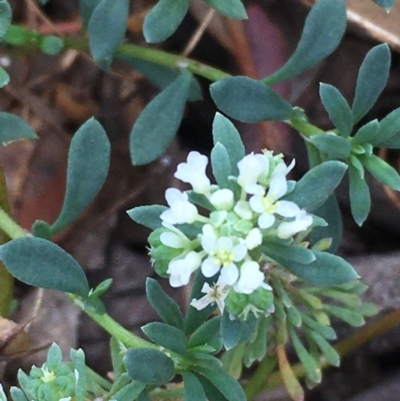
153, 150, 313, 314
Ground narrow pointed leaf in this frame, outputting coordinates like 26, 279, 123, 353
212, 113, 245, 175
79, 0, 98, 29
309, 331, 340, 366
373, 107, 400, 146
143, 0, 189, 43
221, 310, 257, 350
323, 305, 365, 327
349, 163, 370, 226
188, 316, 221, 349
130, 72, 191, 165
50, 118, 110, 234
204, 0, 247, 19
283, 161, 347, 211
319, 83, 353, 137
0, 237, 89, 297
112, 381, 146, 401
301, 314, 337, 340
352, 120, 379, 145
260, 241, 316, 264
352, 44, 391, 123
88, 0, 130, 70
263, 0, 346, 85
126, 205, 167, 230
0, 112, 37, 144
146, 278, 184, 330
124, 348, 175, 385
0, 0, 11, 39
0, 67, 9, 88
361, 154, 400, 190
210, 76, 292, 123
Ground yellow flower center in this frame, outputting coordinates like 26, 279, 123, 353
211, 249, 234, 267
262, 196, 278, 213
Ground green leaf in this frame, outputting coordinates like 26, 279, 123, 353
124, 348, 175, 385
301, 314, 337, 340
10, 388, 28, 401
142, 322, 187, 355
311, 133, 351, 158
212, 113, 245, 176
88, 0, 130, 69
118, 56, 202, 101
193, 367, 246, 401
143, 0, 189, 43
188, 316, 221, 349
360, 154, 400, 190
146, 278, 184, 330
40, 36, 64, 55
283, 161, 347, 211
373, 107, 400, 147
221, 310, 257, 350
50, 118, 110, 234
0, 66, 9, 88
319, 83, 353, 137
372, 0, 396, 11
309, 331, 340, 366
260, 241, 316, 264
0, 112, 37, 144
289, 326, 321, 384
203, 0, 247, 19
352, 44, 391, 123
211, 143, 231, 189
263, 0, 346, 84
324, 304, 365, 327
276, 251, 359, 286
349, 163, 370, 226
193, 373, 227, 401
79, 0, 99, 29
130, 71, 191, 165
0, 237, 89, 297
182, 372, 206, 401
0, 0, 11, 40
210, 76, 292, 123
310, 195, 342, 253
112, 381, 146, 401
352, 119, 380, 145
126, 205, 167, 230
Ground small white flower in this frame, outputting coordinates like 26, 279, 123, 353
234, 260, 266, 294
234, 200, 253, 220
160, 226, 191, 249
249, 175, 300, 229
245, 228, 262, 250
237, 153, 267, 190
209, 189, 234, 211
190, 277, 230, 312
175, 151, 211, 194
167, 251, 202, 287
161, 188, 198, 224
277, 210, 313, 239
41, 367, 56, 383
200, 224, 247, 281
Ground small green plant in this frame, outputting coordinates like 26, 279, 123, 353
0, 0, 398, 400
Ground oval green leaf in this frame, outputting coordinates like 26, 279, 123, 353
372, 0, 396, 11
310, 133, 351, 159
319, 83, 353, 138
221, 310, 256, 350
130, 71, 191, 165
352, 120, 379, 145
373, 107, 400, 147
277, 251, 359, 286
182, 372, 206, 401
88, 0, 130, 69
0, 237, 89, 297
143, 0, 189, 43
0, 66, 9, 88
204, 0, 247, 19
352, 44, 391, 123
211, 142, 231, 189
361, 154, 400, 190
126, 205, 167, 230
124, 348, 175, 385
263, 0, 346, 84
349, 163, 370, 226
0, 0, 11, 40
39, 36, 64, 55
0, 112, 37, 144
50, 118, 110, 234
211, 76, 292, 123
283, 161, 347, 211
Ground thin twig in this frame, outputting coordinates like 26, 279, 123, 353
182, 8, 216, 57
25, 0, 63, 37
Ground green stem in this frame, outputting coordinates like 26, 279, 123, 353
0, 206, 27, 239
0, 164, 14, 317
